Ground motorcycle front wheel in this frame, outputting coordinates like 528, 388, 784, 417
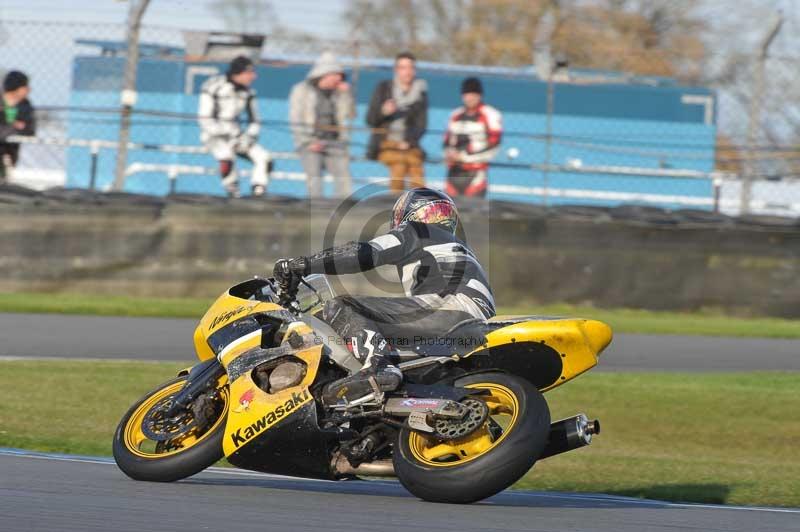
393, 372, 550, 504
113, 375, 228, 482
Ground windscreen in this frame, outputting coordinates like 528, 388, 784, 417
296, 274, 336, 314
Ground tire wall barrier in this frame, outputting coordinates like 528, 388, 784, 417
2, 190, 798, 318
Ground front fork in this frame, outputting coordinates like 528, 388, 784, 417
166, 358, 226, 417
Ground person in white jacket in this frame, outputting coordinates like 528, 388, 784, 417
198, 56, 271, 197
288, 52, 355, 198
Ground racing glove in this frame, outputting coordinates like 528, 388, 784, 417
273, 257, 308, 287
235, 134, 258, 152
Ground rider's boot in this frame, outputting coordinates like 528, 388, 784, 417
322, 330, 402, 406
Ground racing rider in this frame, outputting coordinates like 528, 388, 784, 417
273, 188, 495, 406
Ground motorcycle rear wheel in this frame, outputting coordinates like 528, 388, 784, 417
394, 372, 550, 503
113, 375, 228, 482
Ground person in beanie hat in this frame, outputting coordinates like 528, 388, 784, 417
443, 76, 503, 198
0, 70, 36, 183
288, 51, 355, 198
198, 55, 272, 197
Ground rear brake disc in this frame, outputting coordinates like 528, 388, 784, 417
432, 398, 489, 441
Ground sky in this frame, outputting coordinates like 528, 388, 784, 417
0, 0, 800, 45
0, 0, 351, 37
1, 0, 796, 52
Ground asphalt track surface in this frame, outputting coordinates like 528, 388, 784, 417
2, 315, 799, 530
1, 313, 798, 371
2, 449, 798, 532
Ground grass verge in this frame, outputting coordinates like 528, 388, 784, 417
1, 292, 799, 338
0, 292, 212, 319
519, 371, 800, 507
0, 360, 797, 507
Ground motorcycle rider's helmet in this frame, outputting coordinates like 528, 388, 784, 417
390, 187, 459, 234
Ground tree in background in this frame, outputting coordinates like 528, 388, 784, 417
206, 0, 320, 54
343, 0, 706, 82
550, 0, 706, 82
207, 0, 277, 35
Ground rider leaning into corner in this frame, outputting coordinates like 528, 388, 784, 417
273, 187, 496, 406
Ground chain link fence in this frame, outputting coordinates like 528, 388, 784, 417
1, 18, 799, 217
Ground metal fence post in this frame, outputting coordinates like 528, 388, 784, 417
533, 5, 557, 207
112, 0, 151, 192
543, 70, 554, 207
88, 140, 100, 190
741, 12, 783, 215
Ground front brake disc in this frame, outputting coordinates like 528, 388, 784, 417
432, 398, 489, 441
141, 395, 198, 441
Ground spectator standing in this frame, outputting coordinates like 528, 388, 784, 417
289, 51, 355, 199
0, 71, 35, 183
443, 77, 502, 198
366, 52, 428, 194
198, 56, 271, 197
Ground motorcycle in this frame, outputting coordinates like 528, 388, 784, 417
113, 275, 611, 504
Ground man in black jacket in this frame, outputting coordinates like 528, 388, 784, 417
273, 188, 495, 406
365, 52, 428, 194
0, 71, 36, 183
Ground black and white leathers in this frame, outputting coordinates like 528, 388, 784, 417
198, 75, 270, 192
302, 221, 496, 320
198, 75, 260, 142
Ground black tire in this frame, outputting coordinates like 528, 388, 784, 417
394, 372, 550, 504
113, 376, 227, 482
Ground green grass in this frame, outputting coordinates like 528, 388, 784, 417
519, 371, 800, 508
1, 360, 797, 507
0, 292, 212, 319
0, 360, 186, 457
1, 291, 799, 338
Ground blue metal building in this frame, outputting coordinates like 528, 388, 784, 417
67, 41, 717, 206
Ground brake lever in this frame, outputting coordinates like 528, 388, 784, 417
278, 274, 302, 310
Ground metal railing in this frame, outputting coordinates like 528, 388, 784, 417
5, 133, 747, 212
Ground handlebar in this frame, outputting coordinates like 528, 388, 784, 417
275, 273, 322, 315
277, 275, 300, 308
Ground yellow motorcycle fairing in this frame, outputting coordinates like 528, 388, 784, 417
459, 317, 612, 392
219, 330, 337, 479
192, 289, 285, 362
221, 340, 322, 457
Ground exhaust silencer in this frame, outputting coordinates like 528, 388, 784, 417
539, 413, 600, 460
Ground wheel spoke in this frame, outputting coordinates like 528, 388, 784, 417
453, 428, 494, 458
421, 442, 461, 462
418, 426, 495, 462
130, 428, 148, 449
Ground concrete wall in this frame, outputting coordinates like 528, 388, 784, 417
2, 188, 798, 317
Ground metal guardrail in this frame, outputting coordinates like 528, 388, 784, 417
6, 134, 747, 211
